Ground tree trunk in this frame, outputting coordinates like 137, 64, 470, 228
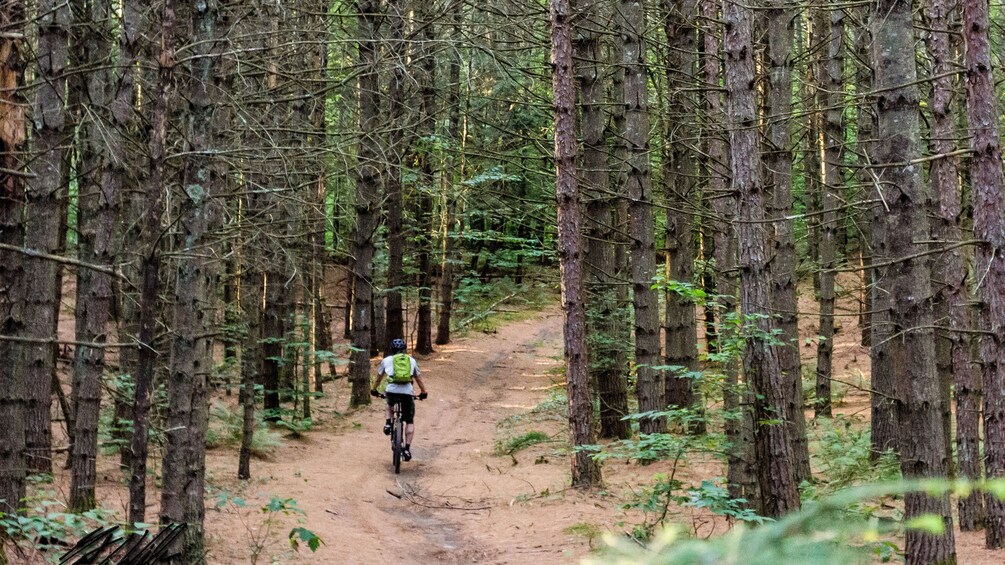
962, 0, 1005, 548
765, 1, 810, 482
239, 271, 263, 480
724, 0, 799, 518
21, 0, 72, 474
70, 0, 116, 512
414, 0, 436, 356
815, 5, 844, 419
0, 0, 27, 515
127, 0, 174, 525
925, 0, 975, 525
577, 0, 630, 440
349, 0, 381, 407
159, 2, 226, 560
618, 0, 663, 435
873, 0, 956, 560
702, 0, 755, 502
662, 0, 704, 434
384, 0, 406, 346
551, 0, 601, 488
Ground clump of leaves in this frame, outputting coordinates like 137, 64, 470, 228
808, 415, 901, 494
0, 484, 118, 555
494, 430, 552, 455
206, 401, 282, 456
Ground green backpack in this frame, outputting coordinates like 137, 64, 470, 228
389, 353, 413, 384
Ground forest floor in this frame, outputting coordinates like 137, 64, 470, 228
22, 274, 1001, 564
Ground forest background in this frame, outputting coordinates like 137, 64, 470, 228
2, 0, 1005, 563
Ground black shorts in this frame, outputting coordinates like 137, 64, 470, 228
386, 393, 415, 424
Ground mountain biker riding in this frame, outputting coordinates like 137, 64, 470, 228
370, 338, 428, 461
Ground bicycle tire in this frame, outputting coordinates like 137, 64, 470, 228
392, 420, 402, 474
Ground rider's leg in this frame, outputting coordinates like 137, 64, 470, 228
405, 423, 415, 446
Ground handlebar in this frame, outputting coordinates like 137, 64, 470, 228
372, 391, 427, 400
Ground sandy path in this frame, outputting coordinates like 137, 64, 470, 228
204, 308, 615, 564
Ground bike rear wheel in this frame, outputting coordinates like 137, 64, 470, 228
392, 419, 403, 474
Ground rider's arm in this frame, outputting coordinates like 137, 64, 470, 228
372, 359, 386, 392
412, 374, 427, 395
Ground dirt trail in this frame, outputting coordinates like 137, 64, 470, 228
205, 308, 617, 564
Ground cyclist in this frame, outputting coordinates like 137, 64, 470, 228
370, 338, 428, 461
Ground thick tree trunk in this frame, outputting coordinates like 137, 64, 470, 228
384, 0, 406, 346
0, 0, 27, 515
724, 0, 799, 518
962, 0, 1005, 548
702, 0, 755, 502
414, 1, 436, 356
662, 0, 703, 434
551, 0, 601, 487
70, 0, 115, 512
618, 0, 663, 435
872, 0, 956, 561
349, 0, 381, 407
577, 0, 630, 440
765, 1, 810, 482
925, 0, 977, 527
21, 0, 72, 474
815, 5, 844, 419
159, 3, 226, 561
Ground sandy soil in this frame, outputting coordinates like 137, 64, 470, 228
25, 272, 1003, 564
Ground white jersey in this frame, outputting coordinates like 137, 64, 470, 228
378, 354, 419, 395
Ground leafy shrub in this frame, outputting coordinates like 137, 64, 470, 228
494, 431, 552, 455
206, 401, 282, 456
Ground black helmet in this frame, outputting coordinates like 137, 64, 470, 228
390, 338, 406, 353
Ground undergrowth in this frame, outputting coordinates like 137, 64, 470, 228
206, 401, 283, 457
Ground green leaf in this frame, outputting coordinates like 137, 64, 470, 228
905, 514, 946, 535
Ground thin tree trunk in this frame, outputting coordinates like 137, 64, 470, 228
873, 0, 956, 560
70, 0, 115, 512
724, 0, 799, 518
238, 273, 262, 480
435, 5, 462, 346
128, 0, 174, 525
963, 0, 1005, 548
815, 4, 843, 419
618, 0, 663, 435
551, 0, 601, 488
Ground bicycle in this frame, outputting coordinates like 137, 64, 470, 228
375, 392, 424, 474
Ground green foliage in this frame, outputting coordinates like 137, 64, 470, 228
214, 493, 323, 563
0, 485, 118, 555
805, 416, 901, 495
588, 481, 1005, 565
453, 276, 555, 333
206, 401, 283, 456
494, 430, 552, 455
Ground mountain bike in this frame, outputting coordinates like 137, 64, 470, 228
377, 392, 423, 474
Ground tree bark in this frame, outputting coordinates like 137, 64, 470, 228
159, 3, 226, 561
925, 0, 977, 527
765, 0, 810, 481
21, 0, 72, 474
239, 271, 263, 480
551, 0, 601, 488
702, 0, 755, 502
962, 0, 1005, 548
618, 0, 663, 435
872, 0, 956, 560
128, 0, 174, 525
724, 0, 799, 518
350, 0, 381, 407
662, 0, 704, 434
384, 0, 406, 347
815, 4, 844, 420
0, 0, 27, 516
414, 0, 436, 356
70, 0, 116, 512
